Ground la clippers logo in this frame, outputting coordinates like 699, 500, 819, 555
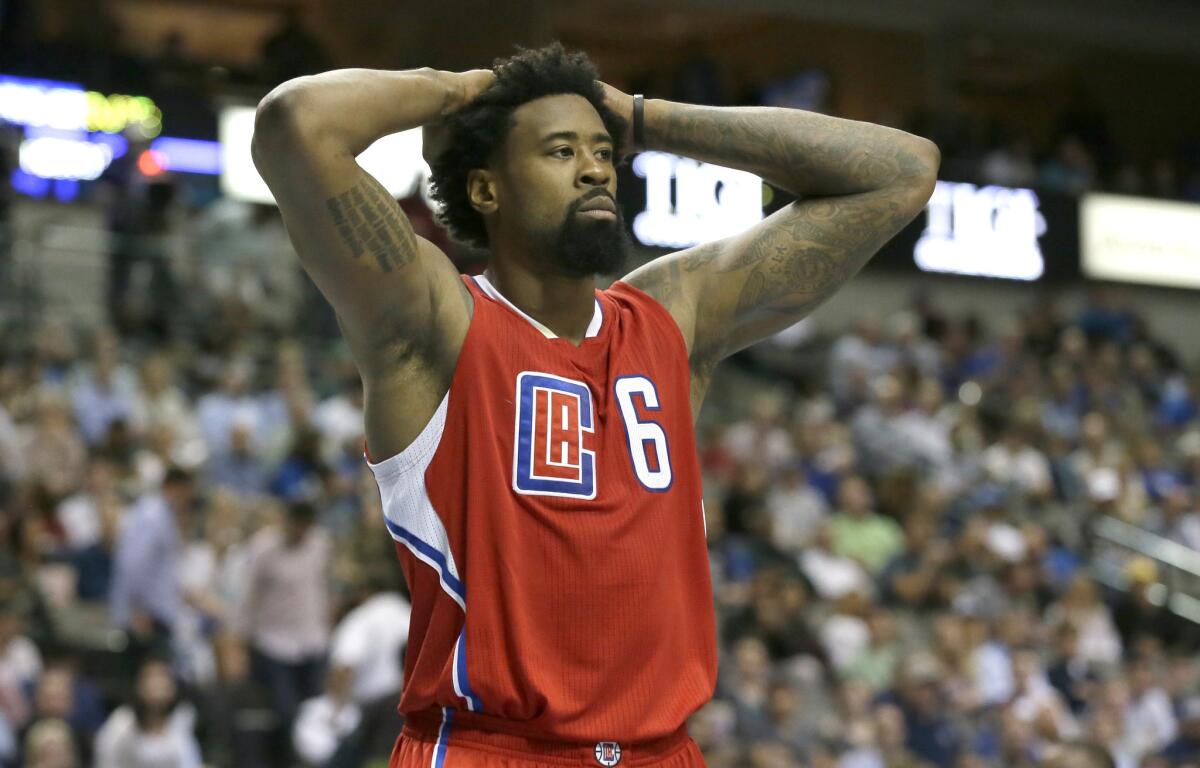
513, 372, 596, 499
595, 741, 622, 766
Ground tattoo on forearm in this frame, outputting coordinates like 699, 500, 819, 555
325, 179, 418, 272
649, 103, 936, 197
732, 193, 910, 321
681, 241, 721, 273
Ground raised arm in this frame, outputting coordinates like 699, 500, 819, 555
252, 67, 493, 458
615, 89, 939, 413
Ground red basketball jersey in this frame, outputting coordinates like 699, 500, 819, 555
365, 273, 717, 751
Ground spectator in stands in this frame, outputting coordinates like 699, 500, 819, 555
29, 658, 106, 760
721, 392, 794, 472
800, 523, 873, 601
828, 475, 904, 575
109, 467, 196, 668
828, 317, 898, 408
205, 416, 270, 499
235, 499, 331, 767
22, 718, 77, 768
1124, 654, 1178, 760
93, 656, 202, 768
1112, 557, 1186, 652
881, 512, 952, 609
320, 578, 409, 764
1159, 696, 1200, 765
292, 662, 360, 766
68, 328, 137, 448
128, 353, 202, 463
1046, 622, 1099, 715
886, 653, 964, 768
0, 607, 40, 740
852, 375, 922, 479
53, 457, 123, 601
980, 133, 1038, 188
17, 389, 87, 501
1045, 574, 1123, 667
259, 8, 330, 87
1039, 135, 1098, 195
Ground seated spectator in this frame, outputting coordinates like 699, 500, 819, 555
30, 659, 106, 764
292, 665, 360, 768
1045, 623, 1099, 714
0, 608, 41, 733
799, 524, 873, 601
93, 657, 202, 768
1159, 696, 1200, 765
1124, 654, 1177, 759
880, 513, 951, 609
827, 475, 904, 575
1045, 574, 1122, 667
320, 579, 410, 764
1112, 558, 1186, 652
22, 718, 78, 768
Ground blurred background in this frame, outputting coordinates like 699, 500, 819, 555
2, 1, 1200, 767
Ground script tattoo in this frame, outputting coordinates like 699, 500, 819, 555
325, 179, 418, 272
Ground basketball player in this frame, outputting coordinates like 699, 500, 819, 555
252, 42, 938, 768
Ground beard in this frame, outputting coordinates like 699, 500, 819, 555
540, 195, 632, 278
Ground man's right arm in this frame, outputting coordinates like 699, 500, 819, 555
252, 67, 492, 458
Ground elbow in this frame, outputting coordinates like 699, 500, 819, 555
903, 138, 940, 203
914, 138, 941, 183
252, 82, 312, 160
915, 137, 941, 169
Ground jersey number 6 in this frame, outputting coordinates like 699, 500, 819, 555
614, 375, 673, 492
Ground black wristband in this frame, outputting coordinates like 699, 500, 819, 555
633, 94, 645, 151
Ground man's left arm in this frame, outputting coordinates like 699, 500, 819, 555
615, 91, 939, 407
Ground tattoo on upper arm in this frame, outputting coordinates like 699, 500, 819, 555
325, 179, 418, 272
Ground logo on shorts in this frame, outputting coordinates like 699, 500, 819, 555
594, 741, 622, 766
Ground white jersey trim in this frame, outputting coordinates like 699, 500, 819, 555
364, 392, 465, 610
472, 274, 603, 340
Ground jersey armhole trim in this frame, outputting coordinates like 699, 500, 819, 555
363, 391, 449, 482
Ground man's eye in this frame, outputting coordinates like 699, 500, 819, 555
553, 147, 573, 158
597, 149, 613, 161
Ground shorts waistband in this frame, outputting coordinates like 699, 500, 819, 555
403, 709, 691, 766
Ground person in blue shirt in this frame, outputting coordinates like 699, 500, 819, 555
108, 467, 196, 671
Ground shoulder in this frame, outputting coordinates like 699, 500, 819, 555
605, 280, 687, 340
248, 526, 283, 555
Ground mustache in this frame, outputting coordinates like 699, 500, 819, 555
574, 190, 617, 210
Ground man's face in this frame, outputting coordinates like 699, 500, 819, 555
480, 94, 631, 276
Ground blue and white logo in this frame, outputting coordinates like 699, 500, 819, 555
594, 741, 622, 766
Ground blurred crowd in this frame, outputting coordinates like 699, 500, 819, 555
0, 197, 1198, 768
693, 292, 1200, 768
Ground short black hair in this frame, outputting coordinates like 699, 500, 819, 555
163, 466, 194, 487
286, 499, 318, 522
427, 41, 629, 250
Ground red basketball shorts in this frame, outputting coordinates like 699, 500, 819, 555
388, 715, 708, 768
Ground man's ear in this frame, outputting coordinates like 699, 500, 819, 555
467, 169, 498, 215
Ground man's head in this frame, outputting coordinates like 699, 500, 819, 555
428, 42, 632, 277
162, 466, 196, 517
283, 499, 317, 546
133, 657, 180, 723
